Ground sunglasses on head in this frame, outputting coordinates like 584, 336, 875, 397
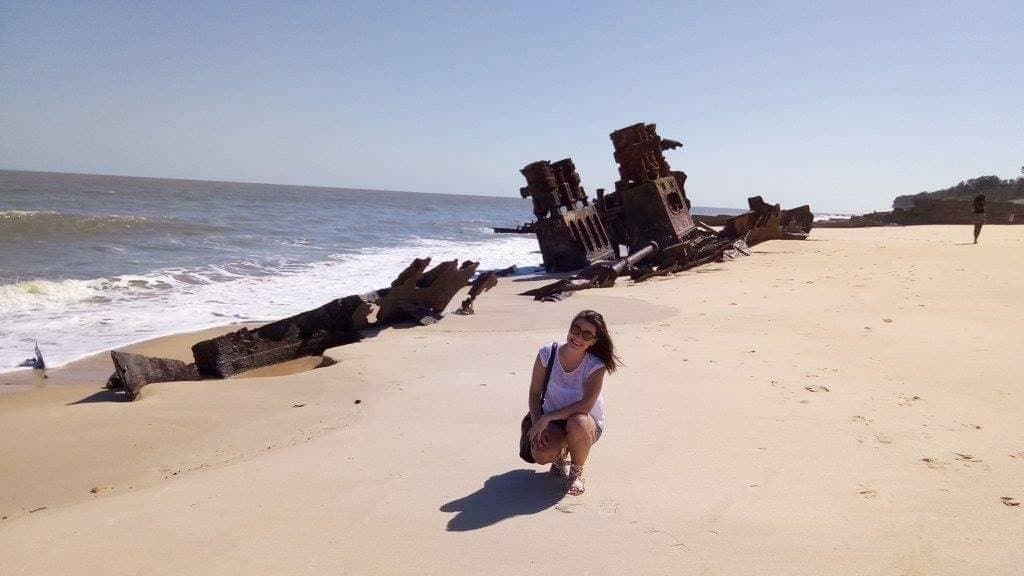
569, 322, 596, 341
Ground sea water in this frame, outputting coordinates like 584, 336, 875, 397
0, 170, 741, 371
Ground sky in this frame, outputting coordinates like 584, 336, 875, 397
1, 1, 1021, 213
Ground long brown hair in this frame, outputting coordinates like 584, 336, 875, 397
575, 309, 621, 373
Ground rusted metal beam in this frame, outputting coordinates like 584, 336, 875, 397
521, 242, 658, 300
717, 196, 816, 245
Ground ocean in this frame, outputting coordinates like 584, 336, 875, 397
0, 169, 742, 372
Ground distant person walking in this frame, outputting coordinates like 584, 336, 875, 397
973, 193, 986, 244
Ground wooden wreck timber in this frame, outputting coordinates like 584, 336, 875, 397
108, 257, 479, 399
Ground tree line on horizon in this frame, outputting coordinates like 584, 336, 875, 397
893, 167, 1024, 209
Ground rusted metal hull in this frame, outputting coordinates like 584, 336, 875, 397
534, 206, 615, 272
719, 196, 815, 246
192, 295, 368, 378
460, 271, 499, 314
617, 177, 696, 251
109, 351, 202, 401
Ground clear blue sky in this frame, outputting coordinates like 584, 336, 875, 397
1, 1, 1021, 212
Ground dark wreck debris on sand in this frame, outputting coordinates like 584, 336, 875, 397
191, 295, 368, 378
363, 258, 479, 327
192, 257, 478, 378
109, 257, 479, 400
459, 271, 499, 315
717, 196, 814, 245
108, 351, 202, 401
522, 241, 659, 301
514, 121, 814, 300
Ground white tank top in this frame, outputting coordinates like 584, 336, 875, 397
539, 343, 606, 430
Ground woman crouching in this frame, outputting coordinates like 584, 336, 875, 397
528, 310, 620, 496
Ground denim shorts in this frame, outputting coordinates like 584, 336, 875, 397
551, 416, 603, 443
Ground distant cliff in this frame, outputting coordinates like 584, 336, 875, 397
893, 175, 1024, 209
817, 198, 1024, 227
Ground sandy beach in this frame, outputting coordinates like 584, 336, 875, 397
1, 225, 1022, 575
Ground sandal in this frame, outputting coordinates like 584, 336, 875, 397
549, 447, 569, 477
567, 464, 585, 496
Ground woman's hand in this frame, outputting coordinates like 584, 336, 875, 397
528, 414, 551, 445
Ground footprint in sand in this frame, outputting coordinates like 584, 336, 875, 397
555, 501, 584, 514
598, 498, 620, 517
804, 385, 829, 393
641, 527, 689, 550
953, 453, 982, 464
852, 415, 874, 424
922, 457, 946, 470
1000, 497, 1020, 507
897, 394, 922, 406
873, 433, 893, 445
858, 489, 878, 498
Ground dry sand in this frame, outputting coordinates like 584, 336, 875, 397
1, 225, 1021, 575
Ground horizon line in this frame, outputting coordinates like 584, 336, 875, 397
2, 166, 848, 214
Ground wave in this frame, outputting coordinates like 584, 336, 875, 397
0, 209, 228, 240
0, 262, 293, 314
0, 235, 542, 372
0, 279, 100, 311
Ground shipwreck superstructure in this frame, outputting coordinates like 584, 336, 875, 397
520, 159, 614, 272
515, 122, 815, 299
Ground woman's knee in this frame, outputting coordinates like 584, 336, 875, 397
566, 414, 594, 440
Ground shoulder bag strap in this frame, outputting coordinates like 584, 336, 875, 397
539, 342, 558, 406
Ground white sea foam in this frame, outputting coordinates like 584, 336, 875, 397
0, 235, 541, 372
0, 209, 145, 222
814, 213, 853, 221
0, 209, 60, 220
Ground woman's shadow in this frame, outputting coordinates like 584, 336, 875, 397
439, 469, 565, 531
